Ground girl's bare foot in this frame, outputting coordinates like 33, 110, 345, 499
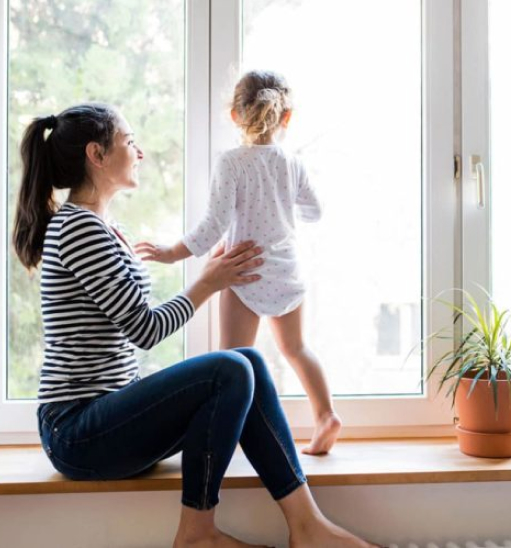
302, 412, 342, 455
173, 528, 260, 548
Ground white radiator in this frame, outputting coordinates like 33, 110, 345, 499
389, 541, 511, 548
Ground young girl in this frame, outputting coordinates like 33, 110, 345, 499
136, 70, 341, 455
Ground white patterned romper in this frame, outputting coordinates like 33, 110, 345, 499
183, 144, 322, 317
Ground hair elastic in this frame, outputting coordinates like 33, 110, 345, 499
45, 115, 58, 130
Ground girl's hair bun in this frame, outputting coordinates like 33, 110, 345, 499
232, 71, 292, 145
255, 88, 280, 103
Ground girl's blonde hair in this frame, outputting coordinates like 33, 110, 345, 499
232, 70, 292, 145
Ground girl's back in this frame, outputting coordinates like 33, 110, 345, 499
226, 143, 319, 249
183, 143, 320, 317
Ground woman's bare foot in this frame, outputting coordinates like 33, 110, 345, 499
279, 484, 378, 548
174, 506, 263, 548
302, 412, 342, 455
173, 527, 260, 548
289, 515, 376, 548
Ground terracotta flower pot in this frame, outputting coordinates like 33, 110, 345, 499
455, 374, 511, 458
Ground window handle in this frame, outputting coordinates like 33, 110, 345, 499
470, 155, 486, 209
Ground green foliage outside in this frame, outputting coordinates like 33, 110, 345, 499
8, 0, 186, 398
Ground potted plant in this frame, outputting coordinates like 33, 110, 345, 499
428, 290, 511, 458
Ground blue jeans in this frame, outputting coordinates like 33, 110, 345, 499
38, 347, 306, 509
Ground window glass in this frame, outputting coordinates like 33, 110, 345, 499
7, 0, 185, 398
243, 0, 423, 396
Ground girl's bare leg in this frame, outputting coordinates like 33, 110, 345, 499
220, 288, 261, 349
278, 484, 376, 548
268, 304, 341, 455
173, 506, 259, 548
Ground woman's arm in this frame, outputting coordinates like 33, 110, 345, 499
183, 241, 263, 310
59, 211, 262, 350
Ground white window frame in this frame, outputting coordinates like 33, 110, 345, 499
0, 0, 462, 442
0, 0, 23, 443
184, 0, 213, 358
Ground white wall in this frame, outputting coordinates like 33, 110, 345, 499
1, 482, 510, 547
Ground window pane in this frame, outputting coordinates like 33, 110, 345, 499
243, 0, 422, 396
490, 1, 511, 309
7, 0, 185, 398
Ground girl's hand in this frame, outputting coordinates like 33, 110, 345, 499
184, 241, 264, 310
134, 241, 192, 264
134, 242, 176, 264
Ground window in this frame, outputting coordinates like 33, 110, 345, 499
210, 0, 455, 433
3, 0, 489, 441
1, 0, 187, 439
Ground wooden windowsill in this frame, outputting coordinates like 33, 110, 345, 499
2, 438, 511, 496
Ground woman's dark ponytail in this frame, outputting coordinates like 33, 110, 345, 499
13, 117, 57, 270
12, 103, 118, 270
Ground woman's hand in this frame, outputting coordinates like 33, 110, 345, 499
201, 241, 263, 292
184, 241, 264, 310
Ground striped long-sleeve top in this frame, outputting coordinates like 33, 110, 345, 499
38, 203, 194, 403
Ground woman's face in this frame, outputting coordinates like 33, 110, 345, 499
102, 114, 144, 192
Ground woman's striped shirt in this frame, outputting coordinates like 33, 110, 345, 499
38, 203, 194, 403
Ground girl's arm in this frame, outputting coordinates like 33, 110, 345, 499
295, 159, 322, 222
135, 153, 237, 263
183, 153, 237, 256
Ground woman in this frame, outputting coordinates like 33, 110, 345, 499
13, 103, 374, 548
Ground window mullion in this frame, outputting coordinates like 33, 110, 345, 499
208, 0, 241, 350
184, 0, 213, 358
421, 0, 459, 422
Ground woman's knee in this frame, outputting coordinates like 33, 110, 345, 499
214, 350, 255, 396
233, 346, 264, 364
231, 347, 272, 382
